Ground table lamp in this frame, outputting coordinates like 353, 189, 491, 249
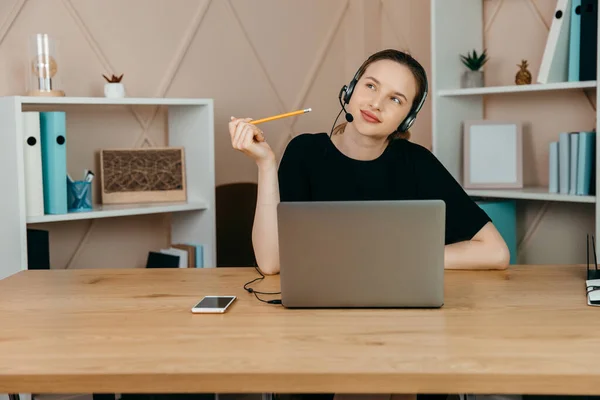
26, 33, 65, 97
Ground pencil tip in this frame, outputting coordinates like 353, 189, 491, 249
306, 108, 312, 112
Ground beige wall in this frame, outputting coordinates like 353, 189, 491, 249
0, 0, 588, 268
0, 0, 430, 270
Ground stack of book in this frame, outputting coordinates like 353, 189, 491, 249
549, 131, 595, 195
146, 243, 204, 268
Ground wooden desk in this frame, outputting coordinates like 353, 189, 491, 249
0, 265, 598, 395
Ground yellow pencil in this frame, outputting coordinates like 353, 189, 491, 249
250, 108, 312, 125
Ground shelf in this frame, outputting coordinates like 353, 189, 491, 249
26, 201, 208, 223
14, 96, 212, 106
466, 187, 596, 203
438, 80, 597, 96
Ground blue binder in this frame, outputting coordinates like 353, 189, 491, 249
576, 131, 596, 195
569, 0, 582, 81
477, 200, 517, 264
39, 111, 67, 214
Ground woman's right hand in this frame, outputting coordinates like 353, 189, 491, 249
229, 116, 275, 166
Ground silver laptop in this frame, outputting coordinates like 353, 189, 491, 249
277, 200, 445, 309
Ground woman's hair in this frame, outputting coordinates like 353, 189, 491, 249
332, 49, 428, 141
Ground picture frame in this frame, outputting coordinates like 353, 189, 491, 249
463, 120, 523, 189
99, 147, 187, 204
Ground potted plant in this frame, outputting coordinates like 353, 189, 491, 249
103, 73, 125, 98
460, 49, 488, 88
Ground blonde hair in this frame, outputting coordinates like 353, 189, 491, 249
333, 49, 427, 142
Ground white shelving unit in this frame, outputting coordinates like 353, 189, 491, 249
438, 80, 598, 96
0, 96, 216, 281
25, 201, 209, 223
431, 0, 599, 239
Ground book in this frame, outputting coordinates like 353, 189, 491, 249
549, 141, 559, 193
570, 133, 579, 194
146, 251, 180, 268
576, 131, 596, 195
26, 228, 50, 270
172, 243, 197, 268
160, 247, 188, 268
558, 132, 571, 194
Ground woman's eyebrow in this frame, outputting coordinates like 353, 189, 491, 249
365, 76, 407, 101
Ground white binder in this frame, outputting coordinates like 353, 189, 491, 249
22, 111, 45, 217
538, 0, 572, 83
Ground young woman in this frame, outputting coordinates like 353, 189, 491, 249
229, 48, 509, 276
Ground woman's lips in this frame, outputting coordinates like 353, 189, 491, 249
360, 110, 381, 123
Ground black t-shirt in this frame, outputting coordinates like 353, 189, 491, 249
277, 132, 491, 245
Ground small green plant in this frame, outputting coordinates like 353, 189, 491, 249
460, 49, 489, 71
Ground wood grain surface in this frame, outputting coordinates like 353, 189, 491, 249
0, 265, 597, 395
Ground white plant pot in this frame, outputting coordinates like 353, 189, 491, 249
104, 83, 125, 98
461, 70, 484, 88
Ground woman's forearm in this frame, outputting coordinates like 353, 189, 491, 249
444, 239, 510, 270
251, 160, 281, 275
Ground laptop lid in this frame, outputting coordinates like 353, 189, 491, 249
277, 200, 445, 308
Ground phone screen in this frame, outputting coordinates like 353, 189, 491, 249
194, 296, 235, 309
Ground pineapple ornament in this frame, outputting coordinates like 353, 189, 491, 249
515, 60, 532, 85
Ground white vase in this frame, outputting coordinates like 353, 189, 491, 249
104, 83, 125, 98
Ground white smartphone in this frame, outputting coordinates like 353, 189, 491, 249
191, 296, 236, 313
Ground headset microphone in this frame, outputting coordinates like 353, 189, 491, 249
342, 104, 353, 123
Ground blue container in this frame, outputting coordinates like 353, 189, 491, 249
476, 200, 517, 264
67, 180, 92, 212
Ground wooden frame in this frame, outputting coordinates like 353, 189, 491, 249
463, 120, 523, 189
100, 147, 187, 204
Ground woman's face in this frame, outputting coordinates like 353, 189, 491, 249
347, 59, 418, 138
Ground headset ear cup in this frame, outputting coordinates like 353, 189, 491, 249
398, 116, 415, 133
339, 85, 348, 103
343, 79, 356, 104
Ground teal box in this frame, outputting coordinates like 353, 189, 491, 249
476, 200, 517, 264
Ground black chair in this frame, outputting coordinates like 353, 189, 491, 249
215, 182, 258, 267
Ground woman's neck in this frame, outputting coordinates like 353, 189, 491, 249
332, 123, 388, 161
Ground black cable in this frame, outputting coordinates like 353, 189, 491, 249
329, 107, 344, 138
243, 264, 282, 305
250, 290, 282, 305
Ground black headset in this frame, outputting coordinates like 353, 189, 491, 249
338, 57, 429, 134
